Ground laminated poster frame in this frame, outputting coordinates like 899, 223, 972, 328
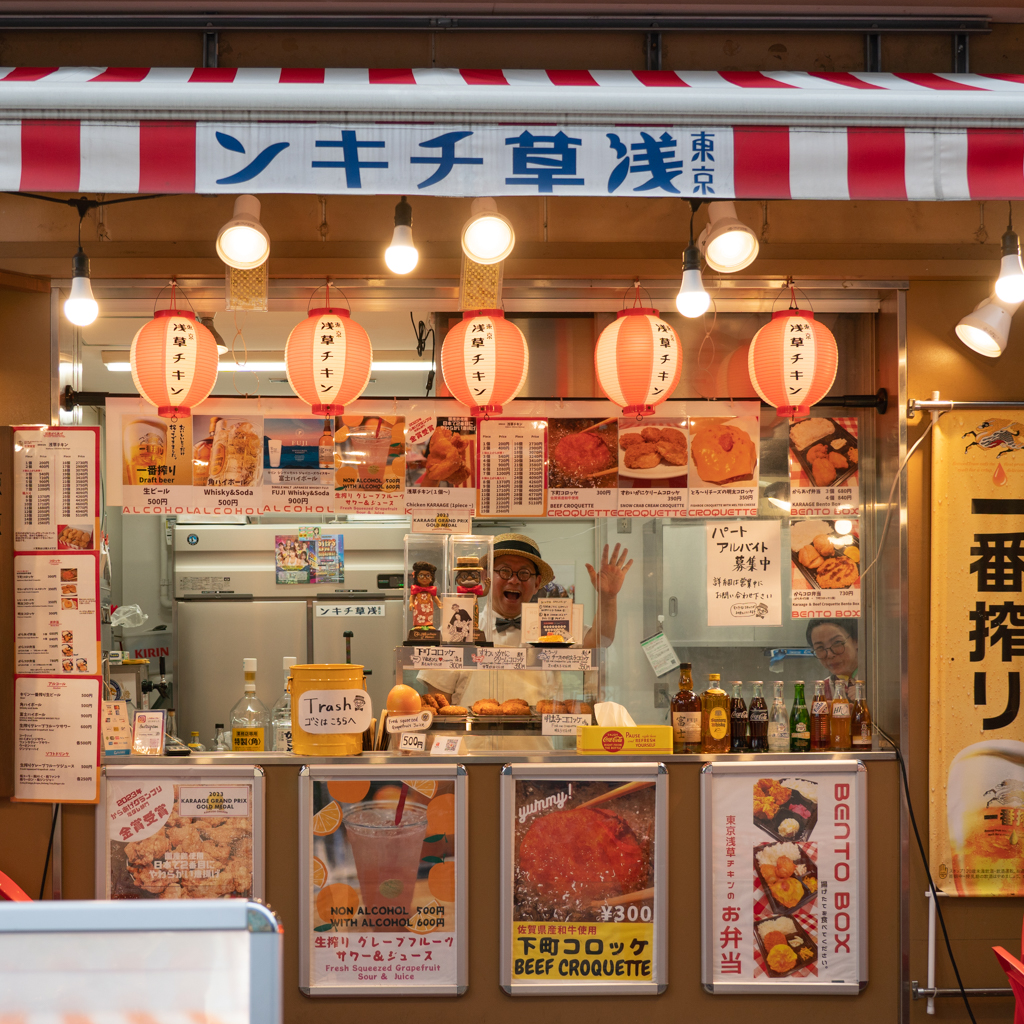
500, 761, 669, 996
95, 764, 266, 901
299, 763, 469, 997
700, 759, 868, 995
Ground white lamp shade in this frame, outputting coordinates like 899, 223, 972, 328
995, 252, 1024, 303
956, 295, 1021, 357
461, 198, 515, 264
216, 195, 270, 269
384, 224, 419, 274
698, 201, 759, 273
64, 275, 98, 326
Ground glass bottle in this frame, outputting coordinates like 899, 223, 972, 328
729, 681, 748, 753
166, 709, 178, 739
318, 415, 334, 469
829, 678, 852, 751
212, 723, 230, 751
273, 656, 297, 752
230, 658, 269, 752
187, 730, 206, 752
810, 680, 831, 751
671, 662, 702, 754
768, 681, 790, 753
852, 680, 873, 749
790, 681, 811, 752
748, 681, 769, 753
701, 673, 731, 754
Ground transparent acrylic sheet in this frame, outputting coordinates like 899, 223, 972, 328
95, 764, 266, 901
500, 761, 668, 996
699, 759, 868, 994
299, 763, 468, 997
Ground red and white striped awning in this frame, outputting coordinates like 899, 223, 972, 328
3, 67, 1024, 199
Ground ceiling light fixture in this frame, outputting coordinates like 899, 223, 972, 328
461, 197, 515, 265
995, 203, 1024, 303
64, 247, 98, 326
216, 194, 270, 269
200, 315, 229, 355
384, 196, 419, 274
956, 293, 1021, 357
676, 200, 711, 318
698, 200, 759, 273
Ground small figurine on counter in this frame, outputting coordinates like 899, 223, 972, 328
444, 602, 475, 644
454, 555, 492, 645
407, 560, 442, 645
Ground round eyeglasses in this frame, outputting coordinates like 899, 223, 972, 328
496, 566, 538, 582
813, 639, 848, 657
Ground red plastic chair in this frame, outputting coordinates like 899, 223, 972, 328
992, 946, 1024, 1024
0, 869, 32, 902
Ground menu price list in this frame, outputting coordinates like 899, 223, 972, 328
14, 551, 100, 676
478, 419, 547, 517
14, 674, 100, 803
14, 426, 100, 551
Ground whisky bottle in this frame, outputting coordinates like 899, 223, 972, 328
701, 673, 730, 754
671, 662, 702, 754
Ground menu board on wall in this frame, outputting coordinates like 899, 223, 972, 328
701, 760, 867, 994
97, 765, 265, 900
106, 397, 763, 519
14, 426, 100, 551
299, 765, 468, 996
14, 551, 100, 675
789, 520, 862, 620
929, 410, 1024, 896
500, 762, 667, 996
13, 674, 100, 803
787, 415, 860, 519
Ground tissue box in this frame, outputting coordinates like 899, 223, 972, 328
576, 725, 673, 755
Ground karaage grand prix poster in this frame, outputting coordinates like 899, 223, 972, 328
930, 411, 1024, 896
300, 767, 467, 996
502, 764, 667, 995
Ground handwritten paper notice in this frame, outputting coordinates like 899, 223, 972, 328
408, 647, 465, 670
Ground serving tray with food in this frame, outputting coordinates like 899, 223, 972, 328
790, 519, 861, 591
789, 416, 858, 489
754, 841, 819, 915
753, 777, 819, 843
754, 914, 819, 978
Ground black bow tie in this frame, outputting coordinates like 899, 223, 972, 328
495, 616, 521, 634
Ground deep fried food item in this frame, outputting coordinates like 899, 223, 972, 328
660, 426, 687, 447
798, 545, 825, 570
437, 704, 468, 715
805, 444, 829, 464
422, 426, 470, 486
812, 534, 834, 558
762, 929, 788, 952
767, 944, 798, 973
828, 451, 849, 470
769, 877, 805, 908
760, 863, 778, 885
811, 458, 836, 486
848, 447, 858, 464
563, 700, 593, 715
690, 424, 757, 483
640, 427, 663, 443
433, 692, 449, 708
624, 443, 661, 469
655, 441, 688, 466
816, 555, 859, 589
519, 807, 647, 904
421, 694, 440, 710
472, 699, 502, 716
775, 855, 796, 879
500, 699, 531, 715
536, 700, 567, 714
619, 434, 645, 449
553, 432, 612, 478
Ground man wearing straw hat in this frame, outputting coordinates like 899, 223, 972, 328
420, 532, 632, 707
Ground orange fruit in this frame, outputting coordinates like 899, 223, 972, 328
312, 800, 342, 836
312, 856, 328, 889
375, 785, 403, 806
315, 883, 360, 927
405, 779, 438, 800
327, 779, 371, 804
387, 684, 423, 714
428, 861, 456, 903
426, 793, 455, 836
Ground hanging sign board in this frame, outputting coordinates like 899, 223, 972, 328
700, 760, 867, 994
299, 765, 468, 996
930, 410, 1024, 896
97, 764, 265, 900
787, 416, 860, 519
500, 762, 667, 996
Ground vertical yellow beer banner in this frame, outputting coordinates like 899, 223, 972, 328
930, 412, 1024, 895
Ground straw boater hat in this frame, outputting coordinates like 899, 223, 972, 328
492, 533, 555, 587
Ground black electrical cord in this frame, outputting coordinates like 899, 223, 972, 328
410, 312, 436, 396
874, 724, 977, 1023
38, 803, 59, 901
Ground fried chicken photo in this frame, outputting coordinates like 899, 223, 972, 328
419, 426, 470, 486
519, 807, 647, 906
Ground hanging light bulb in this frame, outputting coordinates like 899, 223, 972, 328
956, 294, 1021, 357
461, 197, 515, 264
675, 202, 711, 317
216, 194, 270, 269
698, 201, 759, 273
995, 206, 1024, 303
384, 196, 419, 274
200, 315, 229, 355
63, 247, 98, 326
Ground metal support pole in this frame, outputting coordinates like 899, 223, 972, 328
953, 33, 970, 73
203, 30, 218, 69
865, 33, 882, 72
645, 32, 662, 72
51, 804, 62, 900
927, 890, 936, 1014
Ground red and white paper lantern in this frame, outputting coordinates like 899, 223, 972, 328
594, 308, 682, 417
285, 308, 373, 415
441, 309, 529, 416
130, 309, 219, 418
747, 309, 838, 417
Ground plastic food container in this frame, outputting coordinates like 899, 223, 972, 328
291, 663, 367, 756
